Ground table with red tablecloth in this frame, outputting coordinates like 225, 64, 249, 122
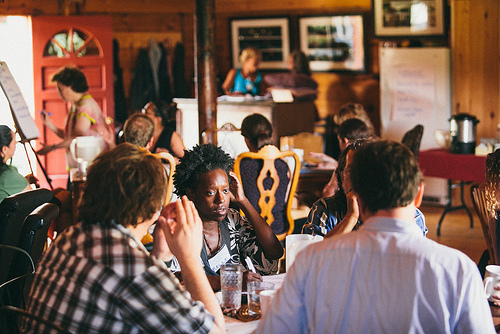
418, 149, 487, 235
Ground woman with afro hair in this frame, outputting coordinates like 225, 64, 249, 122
173, 144, 283, 290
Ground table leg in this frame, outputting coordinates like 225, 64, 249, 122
436, 180, 473, 236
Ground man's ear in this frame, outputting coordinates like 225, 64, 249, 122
146, 136, 154, 150
414, 182, 425, 208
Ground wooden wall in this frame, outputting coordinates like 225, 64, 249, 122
2, 0, 500, 138
451, 0, 500, 139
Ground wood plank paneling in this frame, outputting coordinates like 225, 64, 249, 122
451, 0, 499, 139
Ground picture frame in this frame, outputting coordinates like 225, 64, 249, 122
230, 17, 290, 70
299, 15, 365, 72
373, 0, 445, 37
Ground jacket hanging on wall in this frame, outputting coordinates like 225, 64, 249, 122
130, 40, 173, 112
113, 39, 127, 124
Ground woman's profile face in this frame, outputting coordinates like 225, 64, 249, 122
142, 102, 162, 128
188, 169, 230, 223
57, 83, 75, 103
1, 131, 16, 162
244, 55, 261, 72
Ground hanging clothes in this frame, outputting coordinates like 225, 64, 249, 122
113, 39, 127, 124
173, 42, 189, 98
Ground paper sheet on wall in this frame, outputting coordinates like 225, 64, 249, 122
390, 64, 435, 121
0, 61, 39, 141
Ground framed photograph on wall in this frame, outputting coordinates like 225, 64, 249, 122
299, 15, 365, 72
373, 0, 445, 37
230, 17, 290, 70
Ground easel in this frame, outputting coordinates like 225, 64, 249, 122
12, 107, 53, 190
0, 61, 53, 189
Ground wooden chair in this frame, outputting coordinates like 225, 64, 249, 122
202, 122, 243, 158
471, 183, 498, 264
140, 152, 176, 245
402, 124, 424, 160
234, 145, 300, 241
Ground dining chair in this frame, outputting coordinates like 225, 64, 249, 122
471, 183, 498, 265
202, 122, 242, 158
402, 124, 424, 160
0, 245, 35, 312
234, 145, 300, 241
141, 152, 176, 245
0, 189, 53, 300
1, 305, 71, 334
17, 203, 60, 302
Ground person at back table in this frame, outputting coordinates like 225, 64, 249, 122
141, 100, 186, 160
24, 143, 224, 333
258, 140, 494, 333
264, 50, 318, 101
239, 114, 290, 235
303, 139, 427, 238
222, 47, 262, 96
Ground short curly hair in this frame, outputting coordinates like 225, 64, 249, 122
51, 66, 89, 93
174, 144, 233, 196
78, 143, 167, 227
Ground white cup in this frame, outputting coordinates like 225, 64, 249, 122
285, 234, 323, 272
259, 289, 277, 316
484, 265, 500, 302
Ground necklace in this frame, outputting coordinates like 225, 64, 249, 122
203, 224, 221, 258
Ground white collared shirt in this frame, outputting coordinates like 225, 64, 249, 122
257, 217, 495, 334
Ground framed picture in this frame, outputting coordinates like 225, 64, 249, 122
230, 17, 290, 70
299, 15, 365, 72
373, 0, 445, 37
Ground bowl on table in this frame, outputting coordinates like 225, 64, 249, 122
434, 130, 451, 150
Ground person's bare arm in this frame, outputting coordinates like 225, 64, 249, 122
229, 171, 283, 260
40, 111, 64, 138
170, 131, 186, 158
324, 191, 359, 238
222, 69, 236, 95
161, 197, 225, 333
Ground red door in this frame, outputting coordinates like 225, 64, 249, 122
32, 15, 113, 189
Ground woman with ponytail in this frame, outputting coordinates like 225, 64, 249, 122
239, 114, 290, 235
0, 125, 36, 202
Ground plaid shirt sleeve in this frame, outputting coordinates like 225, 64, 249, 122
118, 263, 215, 333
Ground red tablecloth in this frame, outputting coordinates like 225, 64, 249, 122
418, 149, 487, 183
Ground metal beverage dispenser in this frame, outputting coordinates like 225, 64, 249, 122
449, 113, 479, 154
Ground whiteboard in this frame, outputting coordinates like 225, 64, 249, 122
379, 48, 451, 150
0, 61, 39, 141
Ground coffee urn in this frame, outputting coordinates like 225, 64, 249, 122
449, 113, 479, 154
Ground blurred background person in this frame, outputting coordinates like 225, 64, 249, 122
141, 100, 185, 160
222, 47, 262, 96
264, 50, 318, 101
0, 125, 37, 202
36, 66, 109, 172
239, 114, 290, 235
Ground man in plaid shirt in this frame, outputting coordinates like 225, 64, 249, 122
24, 143, 224, 333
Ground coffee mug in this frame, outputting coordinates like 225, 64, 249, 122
484, 265, 500, 302
259, 289, 277, 316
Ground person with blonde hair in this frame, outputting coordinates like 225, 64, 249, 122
222, 47, 262, 96
334, 102, 375, 135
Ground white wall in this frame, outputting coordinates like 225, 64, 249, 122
0, 16, 35, 176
